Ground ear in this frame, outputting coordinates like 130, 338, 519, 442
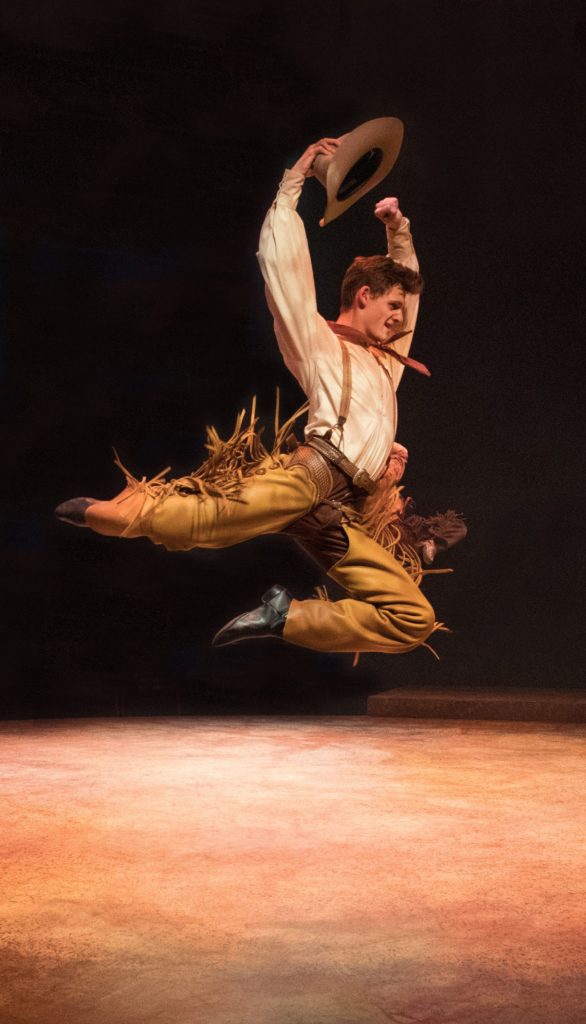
355, 285, 371, 309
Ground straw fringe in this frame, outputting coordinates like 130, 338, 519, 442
359, 479, 426, 583
111, 392, 309, 513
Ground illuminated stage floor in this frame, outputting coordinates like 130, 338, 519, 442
1, 716, 584, 1024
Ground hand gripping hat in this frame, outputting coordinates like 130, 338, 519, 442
312, 117, 404, 226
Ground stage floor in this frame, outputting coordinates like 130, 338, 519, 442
1, 716, 584, 1024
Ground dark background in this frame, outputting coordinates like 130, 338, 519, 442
2, 0, 584, 717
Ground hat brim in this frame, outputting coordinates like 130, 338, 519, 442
322, 117, 404, 225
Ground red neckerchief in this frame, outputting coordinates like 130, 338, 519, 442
326, 321, 431, 377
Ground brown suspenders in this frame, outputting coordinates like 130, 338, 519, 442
323, 337, 353, 443
307, 335, 379, 495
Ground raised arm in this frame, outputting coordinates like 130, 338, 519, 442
257, 139, 339, 372
374, 197, 421, 388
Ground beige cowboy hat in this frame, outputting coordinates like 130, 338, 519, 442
312, 117, 404, 226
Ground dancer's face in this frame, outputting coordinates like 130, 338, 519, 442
359, 285, 406, 345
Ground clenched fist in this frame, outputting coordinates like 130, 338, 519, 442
374, 197, 403, 231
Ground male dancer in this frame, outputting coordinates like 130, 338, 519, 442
56, 137, 436, 656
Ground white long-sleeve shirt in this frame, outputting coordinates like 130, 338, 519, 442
257, 168, 421, 481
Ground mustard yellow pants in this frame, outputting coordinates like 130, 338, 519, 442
86, 456, 435, 654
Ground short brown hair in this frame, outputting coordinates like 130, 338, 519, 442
340, 256, 424, 311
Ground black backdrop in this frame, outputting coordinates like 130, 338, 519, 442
3, 1, 584, 716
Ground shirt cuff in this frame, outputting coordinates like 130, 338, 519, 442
386, 215, 411, 237
386, 216, 413, 258
275, 168, 306, 210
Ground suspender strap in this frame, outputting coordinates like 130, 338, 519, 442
324, 336, 352, 442
338, 338, 352, 428
312, 332, 384, 495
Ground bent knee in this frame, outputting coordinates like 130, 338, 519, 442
380, 594, 435, 646
415, 597, 436, 640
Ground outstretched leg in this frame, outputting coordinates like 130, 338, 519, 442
56, 457, 320, 551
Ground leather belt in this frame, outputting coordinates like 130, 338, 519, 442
306, 435, 378, 495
